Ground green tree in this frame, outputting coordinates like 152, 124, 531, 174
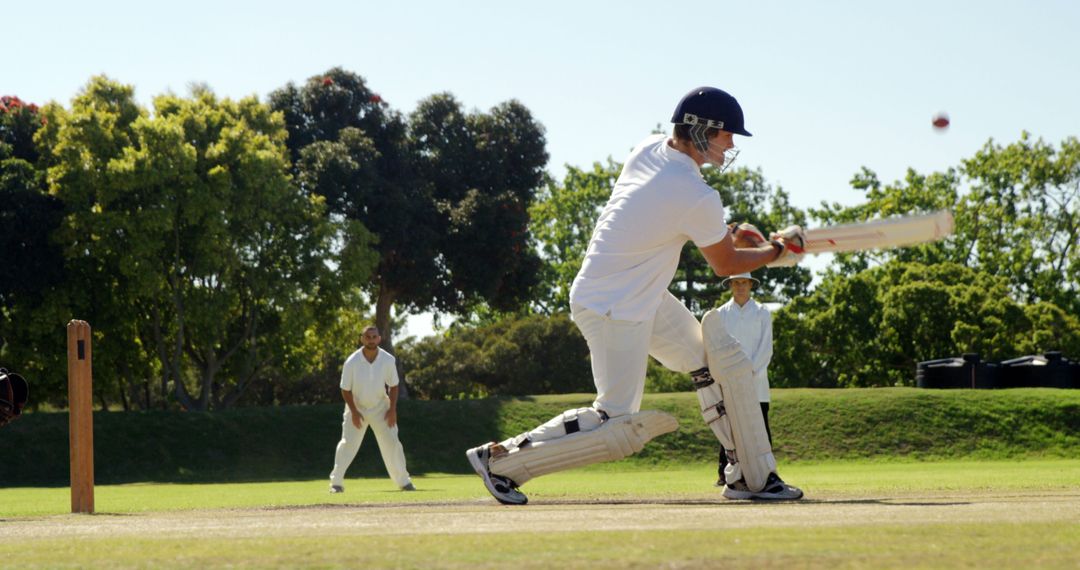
0, 95, 43, 163
0, 96, 61, 319
271, 68, 548, 361
771, 261, 1073, 388
811, 134, 1079, 314
0, 96, 68, 407
402, 312, 591, 399
528, 161, 620, 312
810, 166, 961, 276
37, 77, 356, 410
959, 134, 1080, 314
32, 78, 152, 409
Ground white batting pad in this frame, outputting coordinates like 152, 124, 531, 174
488, 410, 679, 486
701, 309, 777, 492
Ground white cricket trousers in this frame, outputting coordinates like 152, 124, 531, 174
572, 291, 707, 418
329, 399, 412, 488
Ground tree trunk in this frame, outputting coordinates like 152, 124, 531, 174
375, 279, 396, 351
374, 280, 409, 399
118, 374, 131, 412
198, 352, 216, 412
117, 360, 132, 412
685, 260, 697, 311
150, 303, 196, 411
165, 207, 197, 411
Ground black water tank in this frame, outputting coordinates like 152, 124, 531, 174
999, 352, 1077, 388
916, 354, 1000, 389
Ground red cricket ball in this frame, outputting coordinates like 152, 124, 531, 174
322, 77, 334, 86
932, 114, 950, 129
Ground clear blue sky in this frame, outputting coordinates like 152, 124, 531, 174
6, 0, 1079, 336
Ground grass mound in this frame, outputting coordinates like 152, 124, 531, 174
1, 388, 1076, 485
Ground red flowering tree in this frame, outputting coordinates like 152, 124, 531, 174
0, 95, 44, 163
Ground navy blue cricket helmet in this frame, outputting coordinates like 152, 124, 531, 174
671, 87, 752, 137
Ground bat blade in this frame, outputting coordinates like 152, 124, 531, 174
803, 210, 954, 254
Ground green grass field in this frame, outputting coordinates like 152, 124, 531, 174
3, 458, 1080, 517
4, 459, 1080, 568
4, 389, 1079, 567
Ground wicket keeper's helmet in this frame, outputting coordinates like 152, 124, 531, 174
671, 87, 752, 137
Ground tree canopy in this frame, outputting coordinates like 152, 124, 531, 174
3, 77, 362, 410
2, 70, 1077, 407
270, 68, 548, 358
771, 260, 1079, 387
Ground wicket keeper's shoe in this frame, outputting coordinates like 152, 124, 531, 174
329, 485, 344, 494
723, 473, 803, 501
466, 442, 528, 505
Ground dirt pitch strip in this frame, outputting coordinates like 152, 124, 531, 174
7, 490, 1079, 539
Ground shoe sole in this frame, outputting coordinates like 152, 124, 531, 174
466, 447, 527, 506
722, 486, 754, 500
723, 484, 803, 501
751, 488, 804, 500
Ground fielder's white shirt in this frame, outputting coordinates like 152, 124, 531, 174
717, 298, 773, 402
570, 134, 729, 321
340, 347, 399, 409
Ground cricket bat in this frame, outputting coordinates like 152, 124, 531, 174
802, 210, 954, 254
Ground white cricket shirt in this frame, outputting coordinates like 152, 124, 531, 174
716, 298, 773, 402
569, 134, 729, 321
340, 347, 399, 409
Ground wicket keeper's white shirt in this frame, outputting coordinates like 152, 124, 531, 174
340, 347, 399, 409
717, 298, 773, 402
570, 134, 728, 322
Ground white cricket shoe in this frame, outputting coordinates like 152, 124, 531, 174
466, 443, 528, 505
329, 485, 344, 494
723, 473, 804, 501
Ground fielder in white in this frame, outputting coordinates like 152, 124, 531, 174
714, 272, 775, 486
329, 326, 415, 493
466, 87, 806, 504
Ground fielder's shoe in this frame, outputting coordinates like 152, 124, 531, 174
723, 473, 803, 501
466, 442, 528, 505
329, 485, 344, 494
401, 483, 417, 491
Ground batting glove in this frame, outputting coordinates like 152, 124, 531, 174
728, 222, 768, 248
766, 225, 806, 267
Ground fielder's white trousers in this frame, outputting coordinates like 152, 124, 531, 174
329, 399, 412, 488
571, 291, 707, 418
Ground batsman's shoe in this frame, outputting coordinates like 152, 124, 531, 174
466, 443, 528, 505
401, 483, 417, 491
723, 473, 803, 501
329, 485, 344, 494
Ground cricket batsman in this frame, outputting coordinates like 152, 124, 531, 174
466, 86, 806, 504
